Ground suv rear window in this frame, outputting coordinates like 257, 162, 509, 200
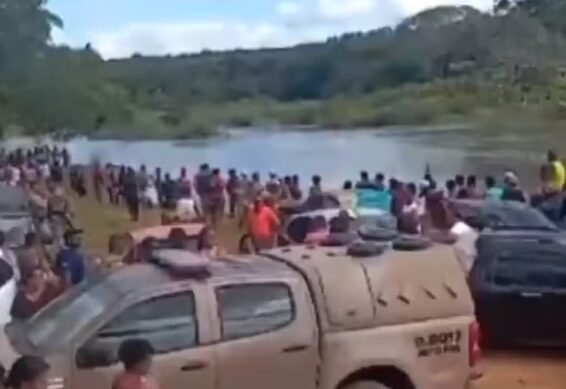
217, 283, 294, 340
488, 251, 566, 289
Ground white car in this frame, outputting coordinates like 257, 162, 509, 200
0, 256, 16, 326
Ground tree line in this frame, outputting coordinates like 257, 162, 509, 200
2, 0, 566, 137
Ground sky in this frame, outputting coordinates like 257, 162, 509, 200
49, 0, 494, 59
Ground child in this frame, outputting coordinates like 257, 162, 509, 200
113, 339, 161, 389
4, 356, 50, 389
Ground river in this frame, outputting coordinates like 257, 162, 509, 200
9, 125, 561, 189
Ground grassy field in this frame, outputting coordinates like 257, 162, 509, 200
70, 191, 241, 259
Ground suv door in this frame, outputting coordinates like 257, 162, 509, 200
72, 285, 215, 389
211, 280, 318, 389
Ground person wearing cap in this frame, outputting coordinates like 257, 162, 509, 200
56, 229, 86, 287
501, 171, 527, 203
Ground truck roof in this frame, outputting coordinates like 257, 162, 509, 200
264, 244, 474, 331
101, 245, 472, 331
102, 253, 297, 297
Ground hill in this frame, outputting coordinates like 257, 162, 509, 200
4, 0, 566, 138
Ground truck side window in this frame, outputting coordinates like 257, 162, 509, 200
216, 283, 294, 341
76, 292, 197, 368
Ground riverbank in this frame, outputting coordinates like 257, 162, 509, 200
81, 80, 566, 140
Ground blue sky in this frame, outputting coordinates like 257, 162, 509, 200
48, 0, 493, 58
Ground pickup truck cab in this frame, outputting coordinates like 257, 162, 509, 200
0, 244, 477, 389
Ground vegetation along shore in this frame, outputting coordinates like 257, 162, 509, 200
4, 0, 566, 139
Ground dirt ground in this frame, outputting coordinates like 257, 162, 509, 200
478, 350, 566, 389
70, 193, 566, 389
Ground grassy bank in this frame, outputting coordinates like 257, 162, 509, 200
88, 79, 566, 140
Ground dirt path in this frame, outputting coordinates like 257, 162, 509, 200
478, 351, 566, 389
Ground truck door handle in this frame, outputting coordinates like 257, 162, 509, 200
520, 292, 543, 298
181, 361, 209, 372
283, 345, 308, 353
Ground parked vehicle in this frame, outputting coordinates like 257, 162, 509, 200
453, 200, 566, 345
0, 243, 478, 389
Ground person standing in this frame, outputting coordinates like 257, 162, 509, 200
226, 169, 241, 218
93, 162, 104, 203
485, 176, 503, 200
123, 168, 140, 222
309, 175, 323, 197
194, 164, 212, 219
209, 169, 226, 228
547, 150, 566, 191
248, 197, 280, 251
56, 230, 87, 288
289, 175, 302, 201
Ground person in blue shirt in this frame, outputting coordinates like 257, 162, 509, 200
485, 175, 503, 200
56, 229, 86, 287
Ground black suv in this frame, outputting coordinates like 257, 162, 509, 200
451, 200, 566, 346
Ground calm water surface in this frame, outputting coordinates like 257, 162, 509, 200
16, 126, 566, 189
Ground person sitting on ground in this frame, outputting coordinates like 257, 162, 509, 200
501, 171, 527, 203
356, 177, 391, 212
113, 339, 161, 389
248, 196, 280, 252
4, 356, 51, 389
11, 267, 61, 320
485, 175, 503, 200
56, 229, 86, 287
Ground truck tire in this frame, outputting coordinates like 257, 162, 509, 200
343, 381, 392, 389
347, 241, 386, 258
392, 236, 431, 251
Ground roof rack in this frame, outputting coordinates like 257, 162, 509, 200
151, 249, 211, 278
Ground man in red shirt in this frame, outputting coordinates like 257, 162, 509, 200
248, 197, 280, 251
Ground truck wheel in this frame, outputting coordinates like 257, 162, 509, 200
343, 381, 392, 389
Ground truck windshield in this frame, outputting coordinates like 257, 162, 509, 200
22, 275, 119, 352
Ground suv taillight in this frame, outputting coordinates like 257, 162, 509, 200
469, 321, 481, 367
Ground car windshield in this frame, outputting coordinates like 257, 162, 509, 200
482, 203, 557, 231
24, 274, 119, 351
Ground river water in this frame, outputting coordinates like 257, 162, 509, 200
10, 125, 562, 189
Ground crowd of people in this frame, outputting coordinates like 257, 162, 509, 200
0, 146, 88, 323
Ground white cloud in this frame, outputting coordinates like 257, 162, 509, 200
90, 0, 494, 59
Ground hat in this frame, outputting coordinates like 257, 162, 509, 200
504, 171, 519, 186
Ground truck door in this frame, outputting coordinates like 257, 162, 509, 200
212, 280, 318, 389
71, 285, 215, 389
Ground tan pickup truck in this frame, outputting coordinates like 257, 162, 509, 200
0, 244, 478, 389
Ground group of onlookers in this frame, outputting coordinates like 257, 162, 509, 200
0, 146, 88, 322
1, 338, 161, 389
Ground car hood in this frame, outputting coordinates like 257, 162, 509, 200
482, 229, 566, 243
